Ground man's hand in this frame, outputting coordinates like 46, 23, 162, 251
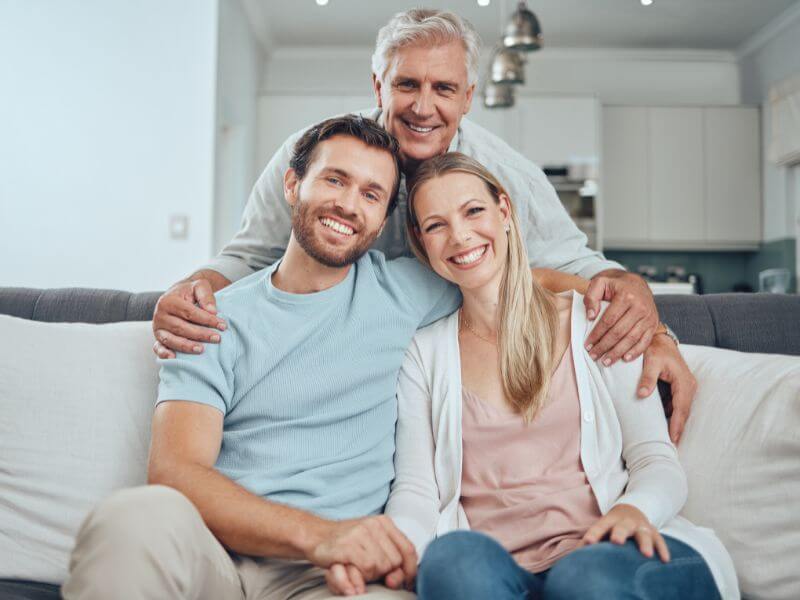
637, 335, 697, 444
583, 269, 659, 365
152, 273, 230, 359
307, 516, 417, 589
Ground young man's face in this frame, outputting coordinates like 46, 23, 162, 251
284, 135, 397, 268
373, 41, 475, 166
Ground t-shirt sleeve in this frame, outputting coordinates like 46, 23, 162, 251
384, 256, 461, 327
156, 329, 237, 415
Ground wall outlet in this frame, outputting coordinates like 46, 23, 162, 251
169, 214, 189, 240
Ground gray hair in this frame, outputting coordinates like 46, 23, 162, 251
371, 9, 481, 87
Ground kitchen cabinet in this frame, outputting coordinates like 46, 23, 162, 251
704, 108, 761, 244
602, 107, 648, 245
468, 96, 599, 167
602, 105, 761, 250
649, 107, 705, 242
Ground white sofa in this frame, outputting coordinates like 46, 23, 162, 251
1, 287, 799, 599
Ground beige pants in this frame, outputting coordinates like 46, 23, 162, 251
62, 485, 416, 600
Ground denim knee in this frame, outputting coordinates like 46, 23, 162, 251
543, 543, 632, 600
417, 531, 515, 599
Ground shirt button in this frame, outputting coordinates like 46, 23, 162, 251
583, 411, 594, 423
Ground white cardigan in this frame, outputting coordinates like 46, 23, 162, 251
385, 292, 738, 600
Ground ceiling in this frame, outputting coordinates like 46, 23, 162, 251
244, 0, 799, 51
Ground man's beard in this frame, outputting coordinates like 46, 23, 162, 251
291, 200, 379, 268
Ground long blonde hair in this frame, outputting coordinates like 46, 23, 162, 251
407, 152, 559, 421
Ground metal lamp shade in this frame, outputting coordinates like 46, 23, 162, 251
503, 1, 543, 51
483, 82, 515, 108
490, 47, 525, 84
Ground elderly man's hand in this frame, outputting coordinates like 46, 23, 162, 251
152, 278, 228, 359
638, 335, 697, 444
583, 269, 659, 365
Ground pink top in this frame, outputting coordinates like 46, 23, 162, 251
460, 342, 602, 572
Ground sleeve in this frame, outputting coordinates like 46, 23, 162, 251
384, 338, 441, 561
385, 257, 462, 327
156, 327, 237, 415
198, 131, 302, 283
508, 167, 623, 279
594, 325, 688, 528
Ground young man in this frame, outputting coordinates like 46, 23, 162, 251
152, 9, 695, 444
63, 116, 455, 599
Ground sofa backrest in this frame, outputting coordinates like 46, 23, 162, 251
2, 286, 800, 355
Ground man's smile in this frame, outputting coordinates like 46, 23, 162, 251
401, 118, 441, 135
319, 216, 356, 237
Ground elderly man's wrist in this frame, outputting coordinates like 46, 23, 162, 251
655, 322, 680, 346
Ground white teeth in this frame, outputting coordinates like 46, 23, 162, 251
320, 217, 354, 236
406, 122, 434, 133
452, 246, 486, 265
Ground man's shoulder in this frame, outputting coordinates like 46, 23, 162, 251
363, 252, 442, 287
458, 117, 548, 184
214, 268, 271, 314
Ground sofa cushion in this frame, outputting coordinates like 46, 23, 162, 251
678, 344, 800, 600
0, 315, 158, 584
0, 580, 61, 600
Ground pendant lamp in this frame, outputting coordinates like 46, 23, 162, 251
503, 1, 543, 51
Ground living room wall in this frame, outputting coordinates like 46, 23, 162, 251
0, 0, 219, 292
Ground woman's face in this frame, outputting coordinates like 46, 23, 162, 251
413, 171, 511, 292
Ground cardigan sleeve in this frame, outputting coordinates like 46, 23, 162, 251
384, 337, 442, 561
602, 353, 688, 528
582, 300, 688, 529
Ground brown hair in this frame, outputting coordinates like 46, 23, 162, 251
407, 152, 559, 421
290, 115, 402, 215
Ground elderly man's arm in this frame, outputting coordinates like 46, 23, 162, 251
532, 268, 695, 444
152, 132, 299, 359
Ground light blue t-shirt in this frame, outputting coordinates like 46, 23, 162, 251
157, 251, 459, 520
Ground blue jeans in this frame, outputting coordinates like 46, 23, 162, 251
416, 530, 721, 600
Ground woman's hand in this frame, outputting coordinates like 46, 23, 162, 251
582, 503, 670, 562
325, 565, 409, 596
325, 564, 366, 596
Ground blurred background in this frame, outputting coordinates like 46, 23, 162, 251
1, 0, 799, 293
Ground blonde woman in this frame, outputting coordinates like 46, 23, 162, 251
383, 153, 738, 599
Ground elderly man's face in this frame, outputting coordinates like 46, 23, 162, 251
373, 42, 474, 165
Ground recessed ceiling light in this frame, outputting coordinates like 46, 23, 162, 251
478, 0, 491, 6
316, 0, 329, 5
641, 0, 653, 5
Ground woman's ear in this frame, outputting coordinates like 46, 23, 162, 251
498, 192, 512, 230
284, 168, 300, 207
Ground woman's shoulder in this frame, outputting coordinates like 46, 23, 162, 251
411, 311, 459, 348
559, 290, 612, 338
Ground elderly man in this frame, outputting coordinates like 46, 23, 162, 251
153, 12, 693, 434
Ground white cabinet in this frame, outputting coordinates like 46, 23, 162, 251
649, 108, 705, 242
602, 105, 760, 250
467, 96, 600, 167
602, 107, 648, 245
704, 108, 761, 244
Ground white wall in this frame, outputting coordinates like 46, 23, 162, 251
260, 47, 741, 105
214, 0, 264, 254
0, 0, 219, 292
739, 6, 800, 242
